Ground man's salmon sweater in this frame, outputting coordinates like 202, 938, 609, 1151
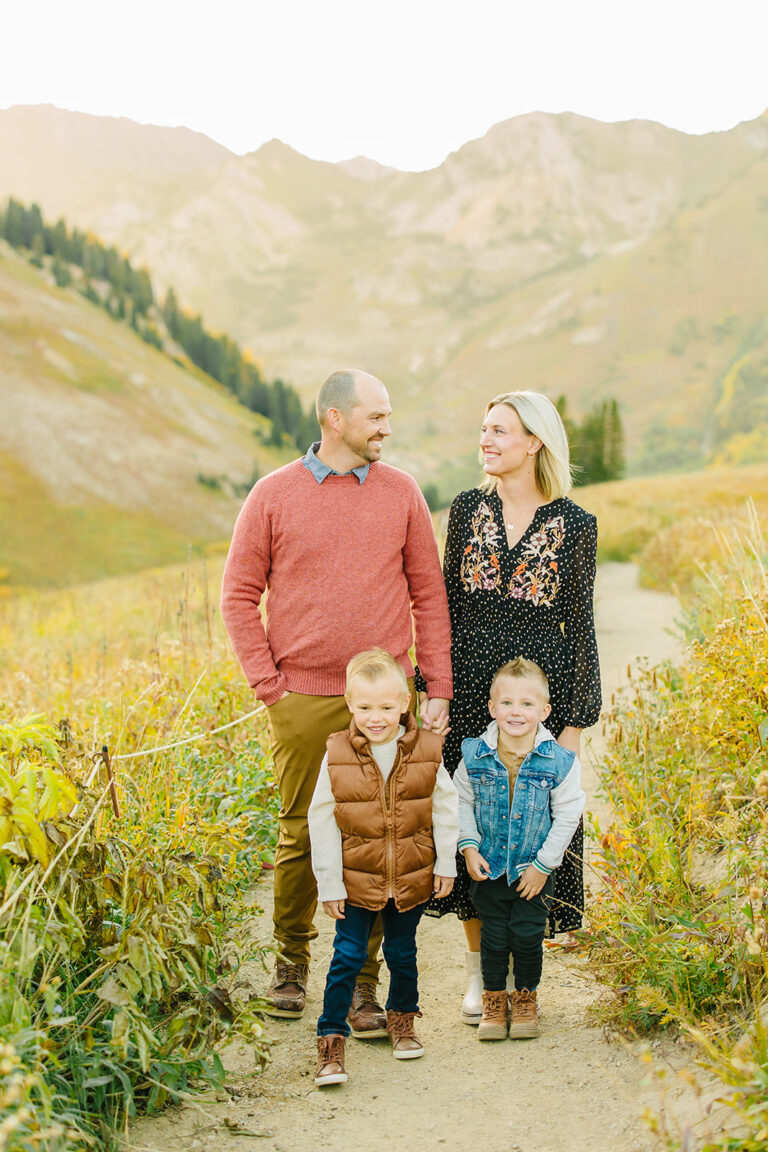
220, 458, 453, 707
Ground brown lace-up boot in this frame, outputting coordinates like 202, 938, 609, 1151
477, 989, 509, 1040
508, 988, 540, 1038
263, 961, 309, 1018
386, 1009, 424, 1059
315, 1034, 348, 1086
347, 983, 388, 1038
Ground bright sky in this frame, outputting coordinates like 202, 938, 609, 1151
3, 0, 768, 170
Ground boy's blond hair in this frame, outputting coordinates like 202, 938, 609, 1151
490, 657, 549, 701
345, 647, 409, 693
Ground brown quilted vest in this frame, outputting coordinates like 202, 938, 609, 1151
325, 711, 443, 912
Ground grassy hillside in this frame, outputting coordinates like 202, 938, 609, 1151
0, 244, 291, 588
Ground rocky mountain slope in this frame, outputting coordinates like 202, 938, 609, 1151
2, 103, 767, 487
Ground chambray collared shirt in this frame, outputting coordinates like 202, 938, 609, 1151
302, 441, 370, 485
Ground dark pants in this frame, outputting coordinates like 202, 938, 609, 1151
470, 874, 554, 992
317, 899, 426, 1036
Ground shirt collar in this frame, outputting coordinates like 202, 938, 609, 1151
302, 441, 370, 485
477, 720, 555, 758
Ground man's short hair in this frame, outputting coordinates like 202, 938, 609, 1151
316, 370, 359, 426
345, 648, 409, 693
490, 656, 549, 700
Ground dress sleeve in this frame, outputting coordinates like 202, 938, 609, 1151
562, 515, 602, 729
442, 497, 467, 633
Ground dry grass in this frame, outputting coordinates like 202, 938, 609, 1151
0, 557, 278, 1150
575, 461, 768, 590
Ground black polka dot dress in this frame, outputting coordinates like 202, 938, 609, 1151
422, 488, 601, 935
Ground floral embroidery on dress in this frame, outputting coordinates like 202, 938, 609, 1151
460, 501, 502, 593
507, 515, 565, 606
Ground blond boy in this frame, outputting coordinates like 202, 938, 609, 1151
455, 657, 585, 1040
308, 649, 458, 1085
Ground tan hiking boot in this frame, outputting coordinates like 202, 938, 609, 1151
315, 1034, 348, 1086
477, 989, 508, 1040
386, 1009, 424, 1059
263, 961, 309, 1018
508, 988, 540, 1038
347, 983, 388, 1038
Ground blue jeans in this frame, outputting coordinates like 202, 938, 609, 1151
317, 899, 426, 1036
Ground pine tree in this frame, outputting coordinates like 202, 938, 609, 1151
421, 483, 441, 511
52, 254, 71, 288
2, 199, 25, 247
51, 218, 68, 259
22, 203, 44, 249
162, 287, 180, 338
604, 399, 625, 481
30, 233, 45, 267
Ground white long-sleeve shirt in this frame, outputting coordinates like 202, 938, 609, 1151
308, 725, 459, 904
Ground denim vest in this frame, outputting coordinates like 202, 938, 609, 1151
460, 727, 576, 880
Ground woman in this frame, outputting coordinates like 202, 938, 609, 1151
420, 391, 601, 1023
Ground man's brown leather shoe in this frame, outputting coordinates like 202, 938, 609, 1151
386, 1009, 424, 1059
508, 988, 540, 1038
315, 1034, 348, 1086
347, 983, 388, 1038
262, 961, 309, 1018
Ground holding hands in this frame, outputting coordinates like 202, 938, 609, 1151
418, 693, 451, 736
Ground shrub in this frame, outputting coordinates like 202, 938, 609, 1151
584, 513, 768, 1148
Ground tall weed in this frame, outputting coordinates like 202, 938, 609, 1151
585, 510, 768, 1147
0, 561, 278, 1149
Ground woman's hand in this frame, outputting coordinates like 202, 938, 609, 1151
516, 865, 547, 900
463, 847, 491, 881
433, 874, 454, 898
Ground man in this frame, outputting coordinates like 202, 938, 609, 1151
220, 369, 452, 1031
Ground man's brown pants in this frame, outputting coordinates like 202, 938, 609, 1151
266, 691, 382, 981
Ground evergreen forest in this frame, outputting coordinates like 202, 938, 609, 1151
0, 198, 320, 453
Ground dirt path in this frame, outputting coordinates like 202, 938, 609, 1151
132, 562, 686, 1152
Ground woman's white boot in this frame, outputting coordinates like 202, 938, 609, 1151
460, 950, 483, 1025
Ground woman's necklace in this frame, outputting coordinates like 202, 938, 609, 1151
501, 496, 541, 536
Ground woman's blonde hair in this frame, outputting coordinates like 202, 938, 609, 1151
480, 391, 572, 501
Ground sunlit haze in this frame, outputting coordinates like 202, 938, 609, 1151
3, 0, 768, 170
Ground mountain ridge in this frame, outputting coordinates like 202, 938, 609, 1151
2, 103, 767, 483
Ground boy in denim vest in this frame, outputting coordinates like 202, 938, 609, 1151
454, 657, 585, 1040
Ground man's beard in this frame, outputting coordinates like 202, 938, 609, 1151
342, 432, 383, 463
